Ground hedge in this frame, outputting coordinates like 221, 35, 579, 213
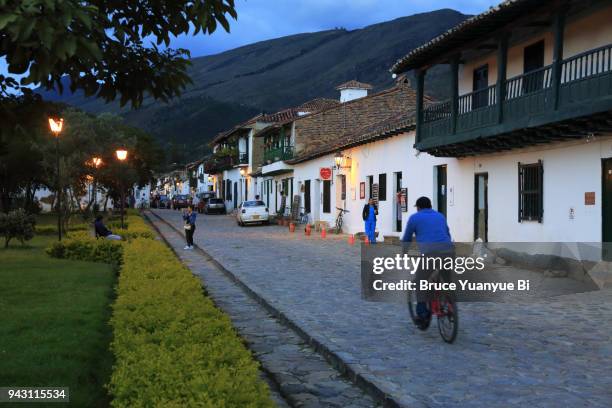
46, 214, 154, 264
46, 231, 124, 265
109, 238, 273, 407
45, 212, 273, 406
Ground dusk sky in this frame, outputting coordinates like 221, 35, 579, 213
173, 0, 500, 58
1, 0, 500, 85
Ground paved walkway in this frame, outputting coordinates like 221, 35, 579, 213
151, 209, 612, 408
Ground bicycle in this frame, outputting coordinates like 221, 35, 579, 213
296, 207, 310, 224
407, 268, 458, 343
334, 207, 349, 234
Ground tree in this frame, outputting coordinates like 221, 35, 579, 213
0, 209, 35, 248
0, 0, 237, 107
0, 92, 58, 212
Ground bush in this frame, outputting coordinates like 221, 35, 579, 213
45, 212, 272, 406
113, 215, 155, 240
109, 236, 273, 407
0, 209, 36, 248
35, 222, 89, 236
46, 231, 123, 265
35, 225, 57, 235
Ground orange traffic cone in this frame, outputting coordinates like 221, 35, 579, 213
348, 234, 355, 245
289, 222, 295, 232
321, 227, 327, 239
305, 224, 311, 236
364, 235, 370, 245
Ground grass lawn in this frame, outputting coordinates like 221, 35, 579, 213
0, 235, 115, 407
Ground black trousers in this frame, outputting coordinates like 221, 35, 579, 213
415, 249, 455, 303
185, 225, 195, 246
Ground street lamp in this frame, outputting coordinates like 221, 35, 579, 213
115, 149, 128, 229
90, 157, 103, 213
49, 117, 64, 241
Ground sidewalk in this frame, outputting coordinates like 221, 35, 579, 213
151, 209, 612, 408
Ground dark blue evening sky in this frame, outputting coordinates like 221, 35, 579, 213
1, 0, 499, 86
173, 0, 499, 57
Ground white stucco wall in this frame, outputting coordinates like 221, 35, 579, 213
222, 167, 247, 210
290, 131, 612, 244
457, 5, 612, 95
340, 88, 368, 103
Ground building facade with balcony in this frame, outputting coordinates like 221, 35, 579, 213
278, 80, 423, 234
254, 98, 341, 214
206, 117, 265, 211
391, 0, 612, 254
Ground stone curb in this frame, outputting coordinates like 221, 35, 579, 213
145, 210, 421, 408
142, 210, 293, 407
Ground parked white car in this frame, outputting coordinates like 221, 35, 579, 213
237, 200, 269, 226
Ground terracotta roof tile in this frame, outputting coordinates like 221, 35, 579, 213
297, 98, 340, 112
335, 80, 374, 90
288, 80, 421, 162
391, 0, 542, 73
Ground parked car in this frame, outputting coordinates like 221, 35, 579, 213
196, 192, 216, 213
204, 198, 226, 214
172, 194, 191, 210
157, 195, 171, 209
237, 200, 269, 226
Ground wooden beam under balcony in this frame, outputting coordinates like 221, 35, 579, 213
551, 9, 566, 110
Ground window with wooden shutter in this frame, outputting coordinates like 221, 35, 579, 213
518, 161, 543, 222
323, 180, 331, 213
379, 173, 387, 201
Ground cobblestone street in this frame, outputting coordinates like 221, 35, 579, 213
151, 209, 612, 408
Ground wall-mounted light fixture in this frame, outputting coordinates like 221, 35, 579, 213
334, 152, 352, 169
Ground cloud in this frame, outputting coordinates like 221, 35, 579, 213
168, 0, 499, 58
2, 0, 500, 92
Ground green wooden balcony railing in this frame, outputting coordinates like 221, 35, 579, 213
264, 145, 294, 163
418, 43, 612, 151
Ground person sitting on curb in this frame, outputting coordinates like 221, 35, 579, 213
94, 215, 122, 240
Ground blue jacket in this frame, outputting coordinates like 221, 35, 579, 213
183, 212, 196, 226
402, 209, 452, 252
94, 219, 111, 237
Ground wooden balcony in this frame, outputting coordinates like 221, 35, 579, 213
418, 43, 612, 156
264, 145, 294, 163
204, 155, 235, 174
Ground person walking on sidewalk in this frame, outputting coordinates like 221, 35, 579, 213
362, 198, 378, 244
182, 205, 197, 250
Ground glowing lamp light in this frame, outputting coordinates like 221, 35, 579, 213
240, 168, 246, 176
115, 149, 128, 161
334, 152, 344, 168
92, 157, 102, 168
334, 152, 352, 169
48, 118, 64, 135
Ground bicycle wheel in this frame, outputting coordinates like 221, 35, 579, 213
335, 216, 343, 234
436, 292, 458, 343
408, 289, 430, 331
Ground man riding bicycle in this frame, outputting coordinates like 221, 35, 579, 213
401, 196, 453, 328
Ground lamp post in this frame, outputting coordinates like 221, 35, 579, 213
115, 149, 128, 229
91, 157, 102, 213
49, 117, 64, 241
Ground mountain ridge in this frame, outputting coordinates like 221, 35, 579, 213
37, 8, 469, 160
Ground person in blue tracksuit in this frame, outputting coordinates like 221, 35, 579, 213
362, 198, 378, 243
